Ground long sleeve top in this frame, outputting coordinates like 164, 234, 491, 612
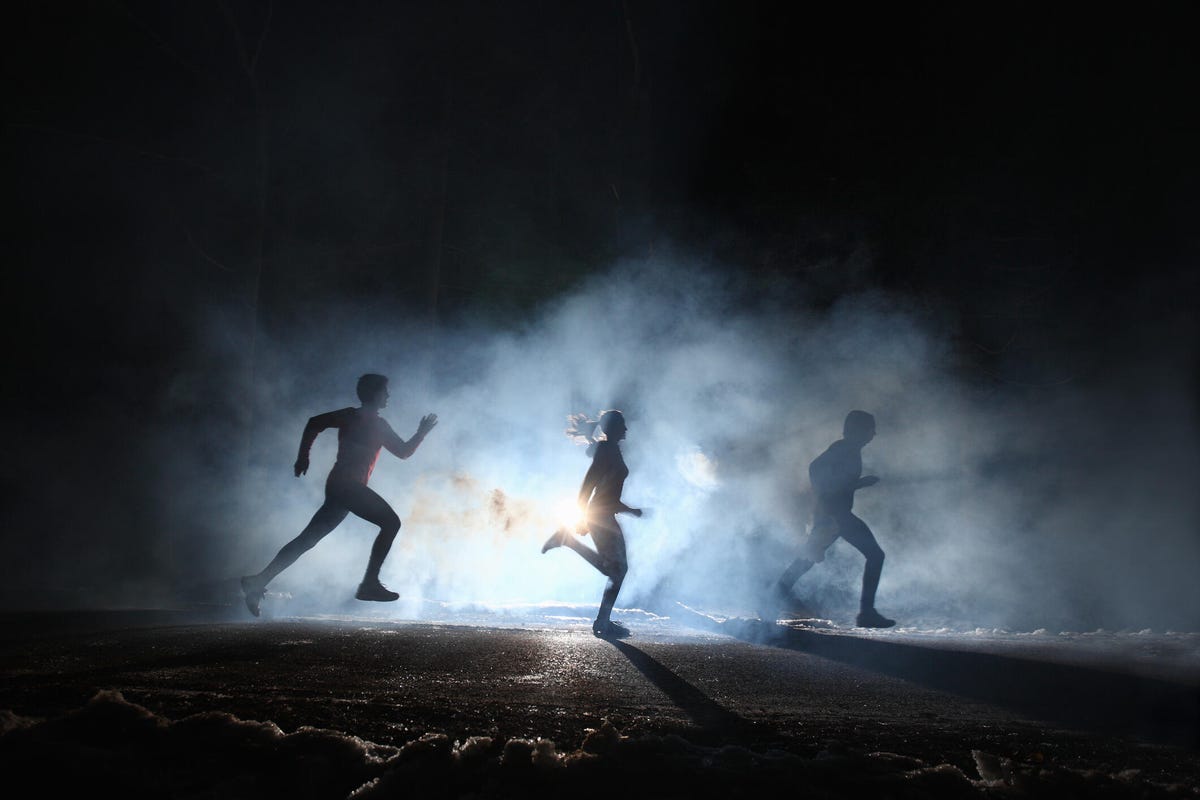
298, 407, 413, 485
808, 438, 863, 516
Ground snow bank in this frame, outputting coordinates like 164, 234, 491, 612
2, 690, 1193, 798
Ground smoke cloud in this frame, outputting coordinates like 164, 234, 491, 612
141, 253, 1200, 632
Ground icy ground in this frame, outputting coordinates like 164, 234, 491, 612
3, 688, 1195, 799
1, 600, 1197, 799
270, 595, 1200, 684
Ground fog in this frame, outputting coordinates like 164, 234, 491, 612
4, 2, 1195, 638
139, 253, 1200, 633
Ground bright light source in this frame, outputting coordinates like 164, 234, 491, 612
556, 499, 585, 532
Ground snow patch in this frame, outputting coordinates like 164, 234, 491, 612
1, 691, 1192, 798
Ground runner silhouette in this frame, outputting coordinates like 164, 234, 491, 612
239, 374, 437, 616
542, 410, 643, 638
768, 410, 895, 628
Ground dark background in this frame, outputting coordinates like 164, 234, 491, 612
3, 2, 1197, 608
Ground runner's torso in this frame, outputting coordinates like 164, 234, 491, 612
588, 440, 629, 514
325, 407, 396, 485
809, 439, 861, 518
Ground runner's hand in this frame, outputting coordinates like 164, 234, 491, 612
418, 413, 439, 436
294, 457, 309, 477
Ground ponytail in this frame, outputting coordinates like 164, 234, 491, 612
566, 412, 602, 456
566, 409, 624, 457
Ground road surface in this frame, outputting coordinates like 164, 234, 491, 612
0, 609, 1196, 798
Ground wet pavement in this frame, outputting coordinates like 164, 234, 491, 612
0, 610, 1197, 796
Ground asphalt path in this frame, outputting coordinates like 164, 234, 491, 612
0, 609, 1196, 793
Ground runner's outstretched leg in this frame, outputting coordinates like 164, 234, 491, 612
562, 535, 611, 575
242, 502, 348, 616
777, 556, 814, 593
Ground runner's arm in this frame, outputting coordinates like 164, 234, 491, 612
295, 410, 344, 476
809, 446, 859, 495
383, 414, 438, 460
577, 454, 603, 508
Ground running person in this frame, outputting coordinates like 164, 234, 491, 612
239, 373, 438, 616
541, 410, 642, 638
770, 410, 895, 628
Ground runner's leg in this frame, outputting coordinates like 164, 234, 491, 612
770, 513, 837, 605
777, 556, 813, 592
328, 481, 402, 584
591, 517, 628, 625
563, 534, 611, 575
256, 502, 350, 587
837, 513, 885, 612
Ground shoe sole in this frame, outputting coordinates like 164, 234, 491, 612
592, 625, 631, 639
240, 577, 262, 617
541, 528, 567, 553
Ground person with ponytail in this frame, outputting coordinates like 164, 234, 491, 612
542, 409, 642, 638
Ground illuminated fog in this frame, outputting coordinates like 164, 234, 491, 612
154, 255, 1198, 632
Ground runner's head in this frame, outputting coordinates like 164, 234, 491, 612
357, 374, 390, 410
843, 410, 876, 446
599, 409, 627, 442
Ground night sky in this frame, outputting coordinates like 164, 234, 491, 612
3, 2, 1197, 616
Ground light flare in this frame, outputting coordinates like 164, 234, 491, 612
554, 499, 586, 532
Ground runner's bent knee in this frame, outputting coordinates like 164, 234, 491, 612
336, 482, 400, 533
840, 515, 884, 563
363, 505, 400, 536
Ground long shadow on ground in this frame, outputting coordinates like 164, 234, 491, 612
692, 614, 1199, 749
607, 639, 757, 739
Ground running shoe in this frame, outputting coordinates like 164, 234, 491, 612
541, 527, 567, 553
592, 619, 631, 639
240, 575, 264, 618
356, 580, 400, 602
855, 609, 896, 628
